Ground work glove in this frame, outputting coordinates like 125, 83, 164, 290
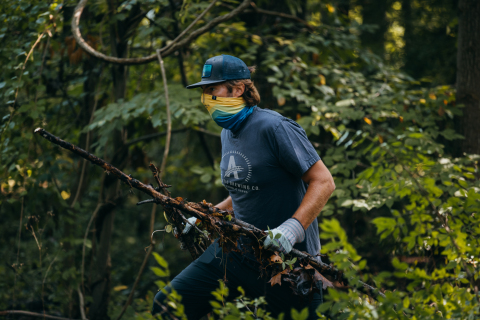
182, 217, 199, 234
263, 218, 305, 254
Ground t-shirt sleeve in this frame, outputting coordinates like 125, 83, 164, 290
273, 118, 321, 178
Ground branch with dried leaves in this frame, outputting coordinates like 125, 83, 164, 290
34, 127, 385, 301
71, 0, 251, 65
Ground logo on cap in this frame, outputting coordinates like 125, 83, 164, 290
202, 65, 212, 78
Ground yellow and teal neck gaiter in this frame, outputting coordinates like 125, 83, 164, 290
201, 93, 254, 131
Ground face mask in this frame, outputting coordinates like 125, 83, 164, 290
201, 93, 254, 131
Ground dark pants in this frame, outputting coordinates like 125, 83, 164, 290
152, 241, 322, 319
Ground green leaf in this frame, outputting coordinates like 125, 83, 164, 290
152, 252, 169, 269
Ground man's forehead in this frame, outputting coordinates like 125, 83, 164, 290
203, 83, 223, 89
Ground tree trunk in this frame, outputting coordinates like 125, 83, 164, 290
88, 4, 137, 319
360, 0, 388, 57
456, 0, 480, 155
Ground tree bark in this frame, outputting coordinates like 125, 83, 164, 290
456, 0, 480, 155
87, 4, 137, 320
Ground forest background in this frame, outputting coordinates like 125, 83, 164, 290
1, 0, 479, 319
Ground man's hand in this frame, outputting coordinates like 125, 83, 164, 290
263, 218, 305, 254
182, 217, 199, 234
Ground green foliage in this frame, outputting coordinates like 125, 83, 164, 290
1, 0, 478, 319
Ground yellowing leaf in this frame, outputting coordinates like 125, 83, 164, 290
429, 93, 437, 100
399, 116, 404, 122
251, 34, 262, 45
61, 190, 70, 200
113, 285, 128, 291
363, 117, 372, 125
326, 4, 335, 12
378, 135, 384, 143
419, 99, 426, 104
319, 74, 326, 85
27, 170, 32, 177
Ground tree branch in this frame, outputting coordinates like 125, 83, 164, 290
0, 310, 84, 320
71, 0, 251, 65
156, 50, 172, 178
34, 127, 385, 300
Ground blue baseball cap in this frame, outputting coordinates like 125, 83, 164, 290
186, 54, 251, 89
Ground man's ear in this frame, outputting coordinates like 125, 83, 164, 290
233, 83, 245, 97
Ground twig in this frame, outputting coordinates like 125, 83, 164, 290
0, 310, 84, 320
151, 229, 166, 243
156, 50, 172, 179
149, 204, 157, 236
137, 199, 156, 206
165, 0, 219, 52
30, 225, 42, 266
71, 0, 251, 65
153, 298, 180, 320
42, 255, 58, 318
13, 31, 46, 108
77, 286, 87, 320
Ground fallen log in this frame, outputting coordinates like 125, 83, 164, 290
34, 127, 385, 300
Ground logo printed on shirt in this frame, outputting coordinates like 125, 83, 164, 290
224, 155, 242, 179
221, 150, 259, 193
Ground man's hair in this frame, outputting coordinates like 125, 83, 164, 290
224, 66, 260, 107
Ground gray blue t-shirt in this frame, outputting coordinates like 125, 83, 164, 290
220, 107, 322, 258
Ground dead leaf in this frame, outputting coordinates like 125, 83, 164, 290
313, 272, 334, 290
268, 269, 289, 286
304, 265, 334, 290
269, 254, 283, 263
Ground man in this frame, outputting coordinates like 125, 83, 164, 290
152, 54, 335, 319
